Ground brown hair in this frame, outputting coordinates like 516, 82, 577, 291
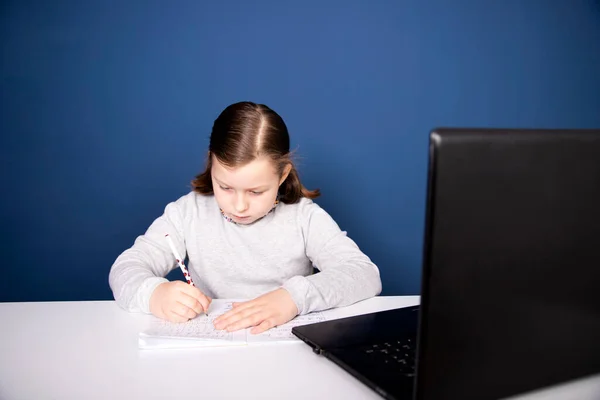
191, 101, 320, 203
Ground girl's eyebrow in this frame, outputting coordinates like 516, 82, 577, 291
214, 177, 269, 191
214, 177, 229, 186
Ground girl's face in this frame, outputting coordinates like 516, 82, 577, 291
211, 155, 289, 225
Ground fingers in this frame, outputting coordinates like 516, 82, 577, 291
177, 282, 212, 314
167, 310, 191, 323
214, 289, 297, 333
178, 292, 206, 315
150, 281, 215, 323
230, 299, 255, 311
250, 319, 276, 335
214, 306, 263, 332
215, 299, 257, 325
163, 304, 193, 323
203, 296, 213, 314
168, 300, 197, 320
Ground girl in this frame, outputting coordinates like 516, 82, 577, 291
109, 101, 382, 334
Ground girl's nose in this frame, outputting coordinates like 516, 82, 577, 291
234, 194, 249, 213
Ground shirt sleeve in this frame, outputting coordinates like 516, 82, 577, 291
108, 199, 187, 313
282, 201, 382, 315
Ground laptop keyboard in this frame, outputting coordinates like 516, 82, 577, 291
359, 338, 416, 376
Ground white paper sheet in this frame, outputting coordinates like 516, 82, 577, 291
139, 301, 327, 349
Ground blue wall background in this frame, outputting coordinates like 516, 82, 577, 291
1, 0, 599, 302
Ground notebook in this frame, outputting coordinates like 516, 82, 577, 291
139, 299, 328, 349
293, 128, 600, 400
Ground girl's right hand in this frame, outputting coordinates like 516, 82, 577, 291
149, 281, 212, 323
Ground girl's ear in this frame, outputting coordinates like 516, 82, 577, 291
279, 163, 292, 186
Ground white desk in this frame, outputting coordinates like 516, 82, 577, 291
0, 296, 417, 400
1, 296, 598, 400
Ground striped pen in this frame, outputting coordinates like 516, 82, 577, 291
164, 233, 207, 317
164, 233, 195, 286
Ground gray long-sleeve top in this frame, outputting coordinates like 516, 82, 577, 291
109, 192, 382, 315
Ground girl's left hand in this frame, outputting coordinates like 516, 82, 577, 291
213, 288, 299, 334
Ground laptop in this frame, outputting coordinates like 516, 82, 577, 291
293, 128, 600, 400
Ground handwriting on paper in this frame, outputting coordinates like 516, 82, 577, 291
250, 312, 327, 342
143, 303, 243, 342
140, 302, 328, 346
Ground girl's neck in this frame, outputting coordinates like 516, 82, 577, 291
220, 199, 279, 225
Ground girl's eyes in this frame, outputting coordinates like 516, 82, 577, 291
219, 186, 263, 195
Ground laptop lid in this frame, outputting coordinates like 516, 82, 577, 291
415, 128, 600, 400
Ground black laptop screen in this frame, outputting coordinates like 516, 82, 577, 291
416, 129, 600, 400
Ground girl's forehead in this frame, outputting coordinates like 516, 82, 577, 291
212, 156, 278, 184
